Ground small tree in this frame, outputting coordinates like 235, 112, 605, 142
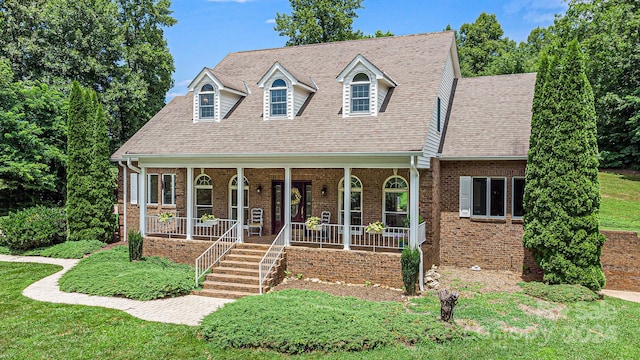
400, 247, 420, 295
523, 40, 606, 291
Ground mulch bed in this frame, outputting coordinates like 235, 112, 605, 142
273, 266, 527, 302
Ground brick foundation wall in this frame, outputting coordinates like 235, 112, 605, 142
286, 247, 403, 288
601, 230, 640, 292
142, 237, 214, 265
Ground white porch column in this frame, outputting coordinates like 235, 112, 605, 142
343, 167, 351, 250
123, 164, 128, 242
410, 157, 423, 291
409, 158, 420, 249
237, 167, 244, 243
186, 167, 194, 240
139, 166, 147, 237
284, 167, 292, 246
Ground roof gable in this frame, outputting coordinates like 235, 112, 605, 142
257, 62, 317, 92
336, 54, 397, 87
188, 68, 248, 96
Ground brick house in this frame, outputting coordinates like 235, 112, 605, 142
111, 31, 536, 296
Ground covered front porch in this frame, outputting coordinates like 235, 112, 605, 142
118, 153, 431, 293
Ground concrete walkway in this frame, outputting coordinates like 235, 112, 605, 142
0, 254, 234, 326
601, 289, 640, 303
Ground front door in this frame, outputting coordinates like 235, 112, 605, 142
272, 181, 312, 234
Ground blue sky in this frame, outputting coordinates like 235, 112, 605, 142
165, 0, 567, 100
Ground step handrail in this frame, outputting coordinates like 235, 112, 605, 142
258, 225, 287, 294
195, 222, 239, 287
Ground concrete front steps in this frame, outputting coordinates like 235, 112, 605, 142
194, 243, 275, 299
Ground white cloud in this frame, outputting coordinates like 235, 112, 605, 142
265, 18, 275, 24
176, 79, 193, 87
503, 0, 567, 24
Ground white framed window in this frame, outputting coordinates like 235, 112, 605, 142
199, 84, 215, 119
130, 173, 138, 205
338, 176, 363, 226
383, 176, 408, 227
147, 174, 159, 205
270, 79, 287, 117
229, 175, 249, 226
472, 177, 506, 217
512, 177, 525, 219
351, 73, 370, 113
194, 174, 213, 219
162, 174, 176, 206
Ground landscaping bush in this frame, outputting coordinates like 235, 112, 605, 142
24, 240, 106, 259
0, 206, 66, 250
59, 246, 195, 300
128, 230, 143, 261
401, 247, 421, 295
520, 282, 599, 302
200, 289, 462, 354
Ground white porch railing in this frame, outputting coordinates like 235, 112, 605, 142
290, 222, 426, 251
291, 222, 343, 247
145, 216, 235, 239
194, 222, 239, 286
258, 225, 287, 294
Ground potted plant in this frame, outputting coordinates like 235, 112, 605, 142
305, 216, 323, 231
201, 214, 218, 225
157, 212, 175, 223
365, 221, 385, 234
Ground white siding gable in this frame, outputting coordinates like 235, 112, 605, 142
419, 46, 456, 168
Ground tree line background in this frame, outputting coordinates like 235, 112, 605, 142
1, 0, 638, 216
0, 0, 175, 214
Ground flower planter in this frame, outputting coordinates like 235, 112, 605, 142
203, 219, 219, 226
366, 229, 382, 235
306, 223, 324, 231
159, 217, 174, 224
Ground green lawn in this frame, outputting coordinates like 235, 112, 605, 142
2, 261, 640, 359
599, 171, 640, 233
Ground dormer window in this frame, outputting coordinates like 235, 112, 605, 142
337, 55, 397, 118
270, 79, 287, 117
350, 73, 370, 113
258, 62, 317, 120
188, 68, 247, 123
199, 84, 215, 119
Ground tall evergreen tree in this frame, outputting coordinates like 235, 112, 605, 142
67, 82, 114, 241
523, 40, 606, 291
88, 96, 116, 243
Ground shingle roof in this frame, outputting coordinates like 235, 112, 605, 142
440, 73, 536, 158
111, 32, 456, 160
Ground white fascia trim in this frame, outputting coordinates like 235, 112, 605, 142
123, 151, 422, 159
437, 155, 528, 161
